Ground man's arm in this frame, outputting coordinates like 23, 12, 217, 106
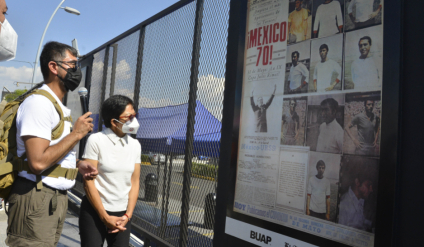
326, 197, 331, 220
264, 85, 276, 108
348, 0, 356, 23
24, 112, 93, 174
336, 2, 343, 32
306, 194, 311, 215
345, 123, 363, 149
313, 66, 318, 91
313, 8, 320, 38
325, 62, 341, 91
373, 117, 380, 147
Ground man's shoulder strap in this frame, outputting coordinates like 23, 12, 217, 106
30, 89, 72, 140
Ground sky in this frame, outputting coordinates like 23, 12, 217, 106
0, 0, 180, 92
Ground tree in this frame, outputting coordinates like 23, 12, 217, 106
4, 89, 28, 102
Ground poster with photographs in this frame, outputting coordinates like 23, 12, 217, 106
281, 97, 307, 146
232, 0, 384, 246
288, 0, 312, 44
309, 34, 343, 93
285, 41, 311, 94
312, 0, 344, 39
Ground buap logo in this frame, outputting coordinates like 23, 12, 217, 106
250, 230, 272, 244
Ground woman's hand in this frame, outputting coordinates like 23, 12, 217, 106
107, 215, 129, 233
102, 215, 127, 233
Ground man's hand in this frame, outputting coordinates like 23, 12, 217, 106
326, 213, 330, 221
72, 112, 94, 140
273, 84, 277, 94
353, 139, 363, 149
78, 160, 98, 180
325, 85, 335, 91
369, 10, 379, 19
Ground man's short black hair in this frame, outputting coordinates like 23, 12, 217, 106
289, 98, 297, 107
352, 166, 377, 187
359, 36, 372, 46
101, 95, 134, 128
316, 160, 326, 169
364, 99, 374, 106
292, 51, 300, 59
319, 44, 329, 52
320, 98, 338, 113
40, 41, 78, 80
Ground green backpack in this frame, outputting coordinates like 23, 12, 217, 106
0, 88, 78, 200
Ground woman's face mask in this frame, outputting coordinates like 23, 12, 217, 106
114, 117, 140, 134
0, 19, 18, 62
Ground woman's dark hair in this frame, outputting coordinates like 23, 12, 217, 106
40, 41, 78, 80
101, 95, 134, 128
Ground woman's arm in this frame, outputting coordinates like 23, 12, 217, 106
83, 159, 126, 232
123, 163, 141, 225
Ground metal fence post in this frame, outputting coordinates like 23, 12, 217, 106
179, 0, 204, 246
109, 43, 118, 97
133, 27, 146, 114
98, 46, 110, 132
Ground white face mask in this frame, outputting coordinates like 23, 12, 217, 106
0, 19, 18, 62
114, 117, 140, 134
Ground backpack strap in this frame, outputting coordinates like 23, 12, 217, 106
32, 90, 72, 140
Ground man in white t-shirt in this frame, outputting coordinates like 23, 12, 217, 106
316, 98, 343, 154
6, 41, 96, 246
313, 0, 343, 38
287, 51, 309, 94
350, 36, 381, 90
288, 0, 309, 43
313, 44, 342, 92
348, 0, 382, 29
306, 160, 331, 220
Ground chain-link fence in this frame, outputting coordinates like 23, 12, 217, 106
69, 0, 230, 246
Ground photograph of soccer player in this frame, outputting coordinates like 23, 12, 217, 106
309, 34, 343, 93
344, 25, 383, 90
284, 40, 311, 95
312, 0, 344, 39
281, 97, 307, 146
306, 94, 344, 153
345, 0, 383, 31
337, 155, 379, 233
288, 0, 312, 44
306, 152, 341, 222
343, 91, 381, 156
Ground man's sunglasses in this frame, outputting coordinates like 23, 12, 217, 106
54, 60, 79, 72
119, 113, 138, 121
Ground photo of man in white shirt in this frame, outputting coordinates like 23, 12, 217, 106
312, 44, 342, 92
347, 0, 383, 30
350, 36, 380, 90
313, 0, 343, 38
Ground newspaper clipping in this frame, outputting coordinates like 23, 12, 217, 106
233, 0, 384, 246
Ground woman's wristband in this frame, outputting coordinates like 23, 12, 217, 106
124, 213, 131, 221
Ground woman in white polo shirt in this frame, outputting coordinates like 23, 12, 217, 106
79, 95, 141, 246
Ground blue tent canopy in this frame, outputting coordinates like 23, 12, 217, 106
136, 100, 221, 157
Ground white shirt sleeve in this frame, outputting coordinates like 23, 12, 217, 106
135, 142, 142, 164
348, 0, 356, 14
82, 134, 100, 160
17, 95, 54, 141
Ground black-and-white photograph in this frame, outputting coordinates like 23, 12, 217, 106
312, 0, 344, 39
306, 94, 344, 153
309, 34, 343, 93
343, 91, 381, 156
345, 0, 383, 31
284, 41, 311, 94
249, 84, 277, 133
344, 25, 383, 91
288, 0, 312, 44
281, 97, 307, 146
338, 155, 379, 233
306, 152, 341, 222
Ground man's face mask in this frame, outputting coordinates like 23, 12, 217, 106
56, 61, 82, 91
0, 19, 18, 61
114, 117, 140, 134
